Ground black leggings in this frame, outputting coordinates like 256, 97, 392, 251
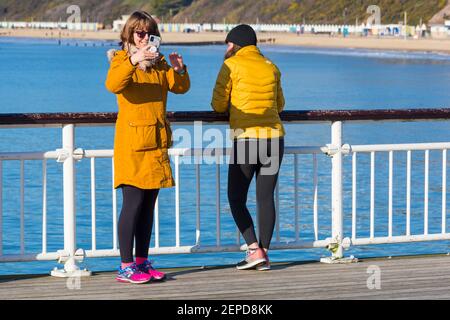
228, 138, 284, 250
118, 185, 159, 263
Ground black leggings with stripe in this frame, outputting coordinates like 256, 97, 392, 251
118, 185, 159, 263
228, 138, 284, 250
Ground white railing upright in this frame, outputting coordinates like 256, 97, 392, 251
51, 124, 91, 277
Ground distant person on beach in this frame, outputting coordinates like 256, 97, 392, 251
105, 11, 190, 284
211, 24, 285, 271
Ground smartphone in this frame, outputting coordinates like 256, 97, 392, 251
148, 35, 161, 53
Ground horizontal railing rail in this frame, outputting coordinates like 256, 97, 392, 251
1, 108, 450, 126
0, 108, 449, 276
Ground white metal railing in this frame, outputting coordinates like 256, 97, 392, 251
82, 146, 330, 256
0, 131, 330, 269
349, 143, 450, 246
0, 113, 449, 276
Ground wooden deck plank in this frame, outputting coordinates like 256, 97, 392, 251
1, 255, 450, 300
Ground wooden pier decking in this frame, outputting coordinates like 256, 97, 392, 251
1, 254, 450, 300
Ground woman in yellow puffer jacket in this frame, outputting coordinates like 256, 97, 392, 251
212, 24, 285, 271
105, 11, 190, 284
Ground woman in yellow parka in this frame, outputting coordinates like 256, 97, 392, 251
105, 11, 190, 284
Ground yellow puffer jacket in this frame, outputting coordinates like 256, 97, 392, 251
211, 45, 285, 140
105, 50, 190, 190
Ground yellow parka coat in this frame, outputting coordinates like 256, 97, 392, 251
211, 45, 285, 140
105, 50, 190, 190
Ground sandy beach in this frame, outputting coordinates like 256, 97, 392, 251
1, 28, 450, 53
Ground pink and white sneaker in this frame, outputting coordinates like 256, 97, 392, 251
236, 248, 267, 270
137, 260, 166, 281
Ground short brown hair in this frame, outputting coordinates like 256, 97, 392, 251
120, 11, 161, 49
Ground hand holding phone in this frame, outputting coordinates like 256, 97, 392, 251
148, 35, 161, 53
131, 43, 159, 65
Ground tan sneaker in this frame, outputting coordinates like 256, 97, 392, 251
236, 248, 267, 270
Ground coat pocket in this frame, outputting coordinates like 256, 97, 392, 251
165, 119, 173, 149
128, 119, 158, 152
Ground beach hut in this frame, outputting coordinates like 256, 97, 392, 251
113, 15, 130, 32
430, 22, 449, 38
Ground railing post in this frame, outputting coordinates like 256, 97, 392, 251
331, 121, 344, 258
51, 124, 91, 277
321, 121, 357, 264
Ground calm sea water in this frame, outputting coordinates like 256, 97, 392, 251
0, 37, 450, 275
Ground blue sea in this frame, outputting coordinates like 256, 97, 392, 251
0, 37, 450, 275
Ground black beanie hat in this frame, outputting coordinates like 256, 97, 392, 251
225, 24, 257, 47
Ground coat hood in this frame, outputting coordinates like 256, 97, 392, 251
107, 49, 118, 63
